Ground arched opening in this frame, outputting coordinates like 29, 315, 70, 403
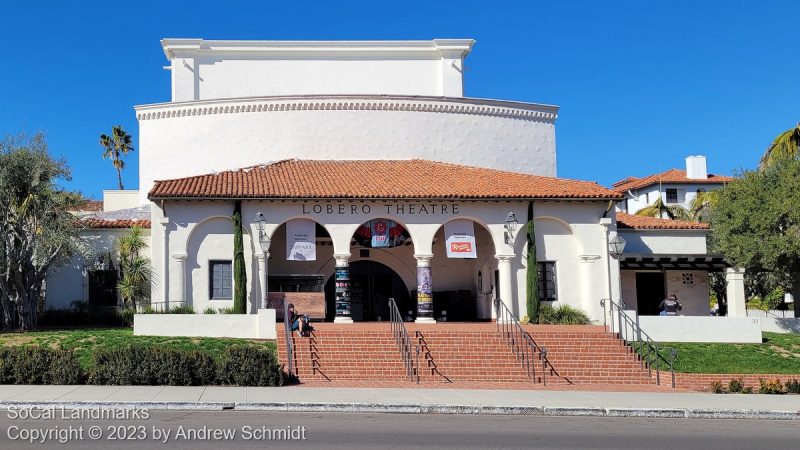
324, 261, 412, 322
430, 218, 497, 321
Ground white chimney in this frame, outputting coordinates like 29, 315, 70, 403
685, 155, 708, 180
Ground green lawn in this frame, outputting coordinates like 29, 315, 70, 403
643, 332, 800, 374
0, 328, 276, 370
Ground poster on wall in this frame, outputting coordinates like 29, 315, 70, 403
286, 219, 316, 261
444, 219, 477, 258
416, 265, 433, 317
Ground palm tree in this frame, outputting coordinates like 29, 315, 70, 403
689, 190, 720, 223
99, 126, 135, 190
760, 123, 800, 169
635, 197, 691, 221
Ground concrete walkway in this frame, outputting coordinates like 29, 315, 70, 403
0, 385, 798, 419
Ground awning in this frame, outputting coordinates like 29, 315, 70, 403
619, 253, 731, 271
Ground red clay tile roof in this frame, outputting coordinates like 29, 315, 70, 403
148, 159, 623, 200
612, 169, 733, 192
81, 218, 151, 229
71, 199, 104, 212
616, 213, 709, 230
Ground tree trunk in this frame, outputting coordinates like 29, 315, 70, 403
526, 202, 540, 323
791, 271, 800, 318
116, 167, 124, 190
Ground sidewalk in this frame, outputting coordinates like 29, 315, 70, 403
1, 385, 798, 419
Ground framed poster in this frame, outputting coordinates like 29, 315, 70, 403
444, 219, 477, 258
286, 219, 316, 261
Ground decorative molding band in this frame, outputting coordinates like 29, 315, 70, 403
135, 97, 558, 123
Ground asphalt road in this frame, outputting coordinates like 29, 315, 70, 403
0, 410, 798, 449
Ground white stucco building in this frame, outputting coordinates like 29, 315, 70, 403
46, 38, 754, 339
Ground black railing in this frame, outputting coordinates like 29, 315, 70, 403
601, 299, 677, 388
284, 302, 295, 379
493, 298, 556, 385
389, 297, 417, 383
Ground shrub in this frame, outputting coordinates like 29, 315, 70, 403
38, 307, 132, 328
89, 345, 220, 386
709, 381, 725, 394
169, 304, 195, 314
538, 304, 591, 325
203, 307, 217, 314
219, 346, 284, 386
786, 379, 800, 394
742, 386, 754, 394
728, 378, 745, 393
758, 378, 784, 394
0, 347, 84, 384
217, 307, 235, 314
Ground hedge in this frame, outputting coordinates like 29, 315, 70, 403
0, 345, 284, 386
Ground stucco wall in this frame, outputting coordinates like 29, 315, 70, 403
135, 97, 558, 203
45, 228, 152, 310
619, 183, 726, 215
619, 230, 708, 254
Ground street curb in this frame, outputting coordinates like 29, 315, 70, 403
0, 401, 798, 420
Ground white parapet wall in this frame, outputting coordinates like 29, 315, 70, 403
636, 316, 762, 343
758, 317, 800, 334
134, 309, 276, 340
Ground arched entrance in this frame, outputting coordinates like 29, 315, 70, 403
325, 261, 413, 321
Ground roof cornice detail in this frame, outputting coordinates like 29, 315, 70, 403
161, 38, 475, 60
135, 95, 559, 123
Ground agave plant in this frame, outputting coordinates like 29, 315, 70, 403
115, 226, 151, 308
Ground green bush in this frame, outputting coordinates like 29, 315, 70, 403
169, 305, 195, 314
709, 381, 725, 394
219, 346, 284, 386
786, 379, 800, 394
203, 307, 217, 314
89, 346, 219, 386
217, 307, 235, 314
758, 378, 784, 394
728, 378, 745, 393
38, 307, 133, 328
0, 347, 84, 384
538, 304, 591, 325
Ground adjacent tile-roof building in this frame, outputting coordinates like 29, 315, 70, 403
616, 212, 709, 230
612, 168, 733, 193
80, 206, 151, 229
148, 159, 623, 200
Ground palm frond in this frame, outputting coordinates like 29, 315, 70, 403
760, 123, 800, 169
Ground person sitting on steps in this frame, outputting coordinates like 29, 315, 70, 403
288, 303, 313, 337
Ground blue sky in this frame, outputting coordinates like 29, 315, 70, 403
1, 1, 798, 198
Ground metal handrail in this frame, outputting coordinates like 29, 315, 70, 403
493, 298, 551, 385
284, 302, 295, 379
601, 299, 677, 388
389, 298, 417, 383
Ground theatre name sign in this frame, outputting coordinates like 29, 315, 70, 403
300, 202, 463, 216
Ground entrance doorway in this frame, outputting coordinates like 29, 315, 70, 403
325, 261, 412, 321
635, 272, 666, 316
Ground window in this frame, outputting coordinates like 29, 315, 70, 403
665, 188, 678, 203
209, 260, 232, 299
537, 262, 557, 302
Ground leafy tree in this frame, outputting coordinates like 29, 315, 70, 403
115, 226, 151, 309
99, 125, 134, 190
759, 123, 800, 169
525, 202, 540, 323
0, 131, 80, 330
635, 197, 691, 221
710, 160, 800, 317
232, 201, 247, 314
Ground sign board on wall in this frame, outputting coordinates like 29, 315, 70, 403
444, 219, 477, 259
286, 219, 316, 261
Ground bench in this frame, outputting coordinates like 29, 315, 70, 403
268, 292, 326, 321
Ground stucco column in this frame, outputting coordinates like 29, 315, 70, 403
256, 252, 270, 311
171, 253, 187, 305
159, 217, 170, 308
495, 255, 515, 318
725, 267, 746, 317
333, 254, 353, 323
415, 254, 435, 323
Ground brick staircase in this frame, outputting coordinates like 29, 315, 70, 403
277, 323, 658, 386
